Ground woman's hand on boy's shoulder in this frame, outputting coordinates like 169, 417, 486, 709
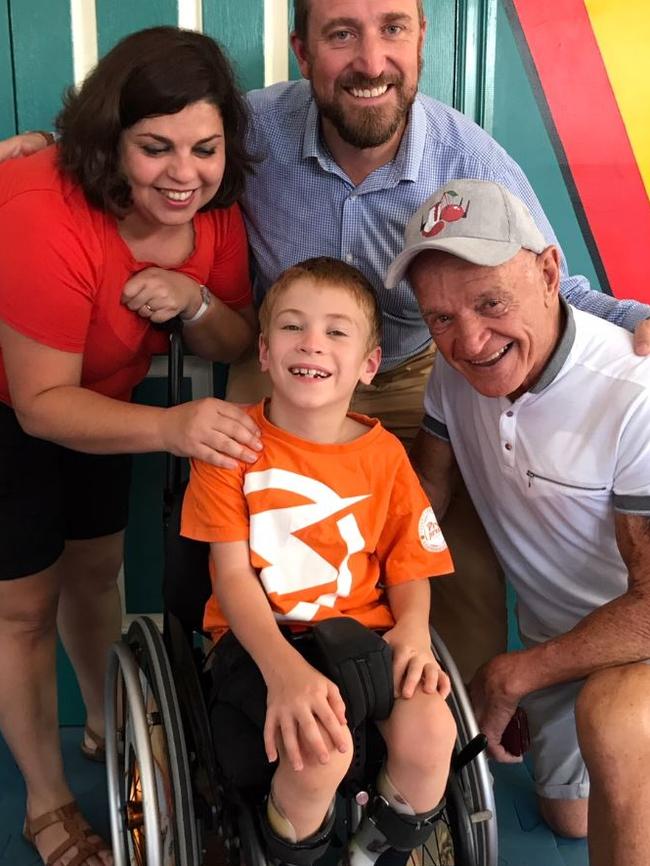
383, 622, 451, 700
263, 651, 349, 772
160, 398, 262, 468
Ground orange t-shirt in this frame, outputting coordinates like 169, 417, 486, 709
181, 401, 454, 642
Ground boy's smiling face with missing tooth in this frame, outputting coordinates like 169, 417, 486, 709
259, 278, 381, 417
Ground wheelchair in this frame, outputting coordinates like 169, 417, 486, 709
104, 330, 498, 866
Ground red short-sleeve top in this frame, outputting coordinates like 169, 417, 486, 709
0, 148, 252, 404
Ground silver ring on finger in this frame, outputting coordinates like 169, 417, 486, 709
144, 303, 153, 313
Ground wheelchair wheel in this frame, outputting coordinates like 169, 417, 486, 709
429, 627, 498, 866
105, 616, 200, 866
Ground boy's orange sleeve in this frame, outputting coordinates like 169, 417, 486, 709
180, 458, 250, 543
377, 451, 454, 586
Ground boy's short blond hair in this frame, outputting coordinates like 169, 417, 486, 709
259, 257, 383, 352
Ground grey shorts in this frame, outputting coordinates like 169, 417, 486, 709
521, 678, 589, 801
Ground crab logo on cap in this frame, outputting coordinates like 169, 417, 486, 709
420, 190, 470, 238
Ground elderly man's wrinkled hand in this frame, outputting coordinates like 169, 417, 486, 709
633, 317, 650, 356
469, 654, 524, 764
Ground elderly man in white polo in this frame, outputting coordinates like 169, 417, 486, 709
389, 178, 650, 866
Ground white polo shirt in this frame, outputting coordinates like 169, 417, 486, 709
423, 302, 650, 644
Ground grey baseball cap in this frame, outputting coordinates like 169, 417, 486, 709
385, 178, 547, 288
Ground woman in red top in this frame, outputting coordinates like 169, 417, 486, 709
0, 27, 262, 866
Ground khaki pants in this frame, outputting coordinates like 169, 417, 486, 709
226, 348, 506, 682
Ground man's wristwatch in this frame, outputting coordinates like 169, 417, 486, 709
181, 285, 211, 325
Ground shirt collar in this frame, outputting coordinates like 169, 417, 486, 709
529, 297, 576, 394
301, 93, 428, 184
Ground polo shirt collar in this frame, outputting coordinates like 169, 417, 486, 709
301, 93, 427, 184
529, 297, 576, 394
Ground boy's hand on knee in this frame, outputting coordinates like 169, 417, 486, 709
383, 625, 450, 699
264, 654, 348, 771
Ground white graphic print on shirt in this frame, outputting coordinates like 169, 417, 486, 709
244, 468, 369, 622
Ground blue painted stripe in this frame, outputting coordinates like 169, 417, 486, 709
0, 0, 15, 137
10, 0, 73, 131
96, 0, 178, 58
422, 0, 456, 103
203, 0, 264, 92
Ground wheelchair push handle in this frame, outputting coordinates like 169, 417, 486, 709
164, 322, 185, 518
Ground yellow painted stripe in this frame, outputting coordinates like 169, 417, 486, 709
584, 0, 650, 195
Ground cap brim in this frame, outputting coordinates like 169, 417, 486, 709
385, 238, 522, 288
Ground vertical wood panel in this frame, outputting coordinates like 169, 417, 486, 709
422, 0, 456, 104
0, 0, 15, 137
10, 0, 73, 131
287, 0, 299, 80
203, 0, 264, 92
453, 0, 497, 127
96, 0, 178, 58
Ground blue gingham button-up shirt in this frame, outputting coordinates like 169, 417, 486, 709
241, 80, 649, 370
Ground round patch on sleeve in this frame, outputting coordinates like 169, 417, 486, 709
418, 506, 447, 552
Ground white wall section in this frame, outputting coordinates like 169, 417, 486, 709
70, 0, 98, 86
178, 0, 203, 31
264, 0, 289, 85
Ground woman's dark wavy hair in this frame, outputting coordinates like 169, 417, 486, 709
56, 26, 253, 216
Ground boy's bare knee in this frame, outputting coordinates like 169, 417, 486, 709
281, 724, 353, 796
538, 797, 588, 839
385, 692, 456, 772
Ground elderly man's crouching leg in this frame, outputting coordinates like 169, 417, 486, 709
533, 662, 650, 864
577, 663, 650, 865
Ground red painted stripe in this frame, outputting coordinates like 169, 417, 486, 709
512, 0, 650, 303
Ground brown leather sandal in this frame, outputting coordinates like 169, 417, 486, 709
23, 800, 111, 866
80, 725, 106, 763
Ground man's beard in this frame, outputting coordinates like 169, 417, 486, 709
313, 71, 419, 150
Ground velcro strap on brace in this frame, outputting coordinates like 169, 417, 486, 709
368, 795, 446, 851
311, 617, 394, 729
259, 802, 335, 866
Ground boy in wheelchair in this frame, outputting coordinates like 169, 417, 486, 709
181, 257, 456, 866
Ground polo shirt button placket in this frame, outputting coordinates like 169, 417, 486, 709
500, 404, 517, 467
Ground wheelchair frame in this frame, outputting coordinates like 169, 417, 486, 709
104, 330, 498, 866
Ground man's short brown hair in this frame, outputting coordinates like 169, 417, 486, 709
293, 0, 425, 41
259, 257, 382, 352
